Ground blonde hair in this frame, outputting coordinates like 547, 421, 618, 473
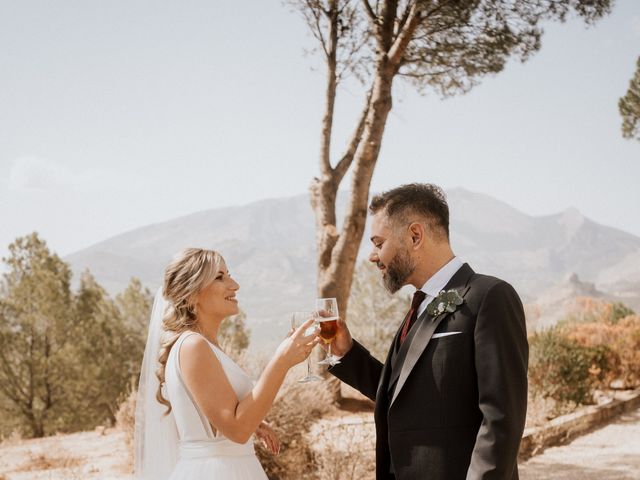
156, 248, 223, 413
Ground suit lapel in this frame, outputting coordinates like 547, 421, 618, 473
389, 263, 474, 407
387, 307, 432, 389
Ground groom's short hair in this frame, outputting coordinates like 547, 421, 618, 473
369, 183, 450, 240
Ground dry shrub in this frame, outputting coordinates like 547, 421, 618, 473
525, 390, 571, 428
348, 261, 411, 362
317, 446, 374, 480
256, 374, 337, 480
314, 420, 375, 480
567, 298, 635, 325
115, 385, 137, 472
529, 326, 610, 408
566, 297, 612, 323
0, 428, 23, 446
13, 447, 84, 472
564, 314, 640, 388
115, 386, 137, 449
527, 301, 639, 420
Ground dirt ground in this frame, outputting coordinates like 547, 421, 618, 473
0, 428, 133, 480
519, 406, 640, 480
3, 406, 640, 480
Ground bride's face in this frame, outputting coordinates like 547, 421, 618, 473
195, 259, 240, 320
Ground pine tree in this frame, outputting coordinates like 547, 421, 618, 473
619, 57, 640, 141
0, 233, 72, 437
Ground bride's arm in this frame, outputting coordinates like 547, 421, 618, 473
179, 319, 317, 444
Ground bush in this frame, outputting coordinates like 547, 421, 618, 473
256, 376, 336, 480
115, 386, 137, 471
314, 420, 375, 480
566, 297, 635, 325
564, 315, 640, 388
116, 386, 137, 446
529, 326, 611, 407
219, 309, 251, 362
609, 302, 635, 324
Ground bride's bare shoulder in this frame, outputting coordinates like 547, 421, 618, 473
180, 331, 209, 352
179, 332, 219, 368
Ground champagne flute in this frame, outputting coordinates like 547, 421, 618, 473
290, 311, 322, 383
315, 298, 341, 366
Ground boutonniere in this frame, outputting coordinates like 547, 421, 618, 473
426, 289, 464, 316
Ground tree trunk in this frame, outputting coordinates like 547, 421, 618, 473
311, 59, 395, 322
308, 1, 420, 391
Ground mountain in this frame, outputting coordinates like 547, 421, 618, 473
446, 190, 640, 300
524, 273, 625, 331
66, 196, 319, 345
65, 189, 640, 344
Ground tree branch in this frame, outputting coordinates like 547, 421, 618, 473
398, 66, 458, 79
319, 2, 339, 177
305, 0, 329, 57
394, 1, 412, 39
361, 0, 377, 22
333, 89, 373, 183
0, 345, 29, 404
388, 2, 422, 68
0, 335, 28, 399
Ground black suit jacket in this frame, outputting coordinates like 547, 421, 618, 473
330, 263, 528, 480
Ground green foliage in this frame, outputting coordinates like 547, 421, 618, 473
347, 261, 410, 361
529, 326, 611, 407
115, 277, 153, 341
619, 56, 640, 141
0, 233, 152, 438
610, 302, 635, 324
63, 272, 147, 431
0, 233, 73, 437
219, 309, 251, 361
294, 0, 613, 97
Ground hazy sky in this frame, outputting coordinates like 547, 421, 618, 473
1, 1, 639, 261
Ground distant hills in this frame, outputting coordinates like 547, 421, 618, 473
65, 188, 640, 345
524, 272, 638, 331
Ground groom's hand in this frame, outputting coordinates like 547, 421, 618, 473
321, 317, 353, 358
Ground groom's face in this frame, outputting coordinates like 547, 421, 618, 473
369, 211, 416, 294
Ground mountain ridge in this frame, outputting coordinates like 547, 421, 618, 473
65, 188, 640, 344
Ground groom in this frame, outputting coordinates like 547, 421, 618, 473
328, 183, 528, 480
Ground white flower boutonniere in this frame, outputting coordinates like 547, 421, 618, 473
426, 289, 464, 317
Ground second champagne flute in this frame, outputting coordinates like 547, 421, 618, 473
291, 311, 322, 383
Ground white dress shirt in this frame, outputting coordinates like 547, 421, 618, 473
416, 256, 464, 318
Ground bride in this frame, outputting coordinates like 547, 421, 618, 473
134, 248, 318, 479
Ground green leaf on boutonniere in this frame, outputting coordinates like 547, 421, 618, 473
426, 289, 464, 316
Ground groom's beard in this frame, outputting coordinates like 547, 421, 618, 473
382, 247, 415, 294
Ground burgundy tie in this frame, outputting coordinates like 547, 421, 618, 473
399, 290, 427, 345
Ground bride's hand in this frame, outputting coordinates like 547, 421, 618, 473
256, 421, 280, 455
275, 318, 319, 368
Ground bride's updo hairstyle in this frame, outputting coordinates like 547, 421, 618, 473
156, 248, 223, 413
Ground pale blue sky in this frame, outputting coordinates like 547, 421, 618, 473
1, 0, 639, 261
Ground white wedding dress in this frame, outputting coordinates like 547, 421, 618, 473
164, 330, 268, 480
